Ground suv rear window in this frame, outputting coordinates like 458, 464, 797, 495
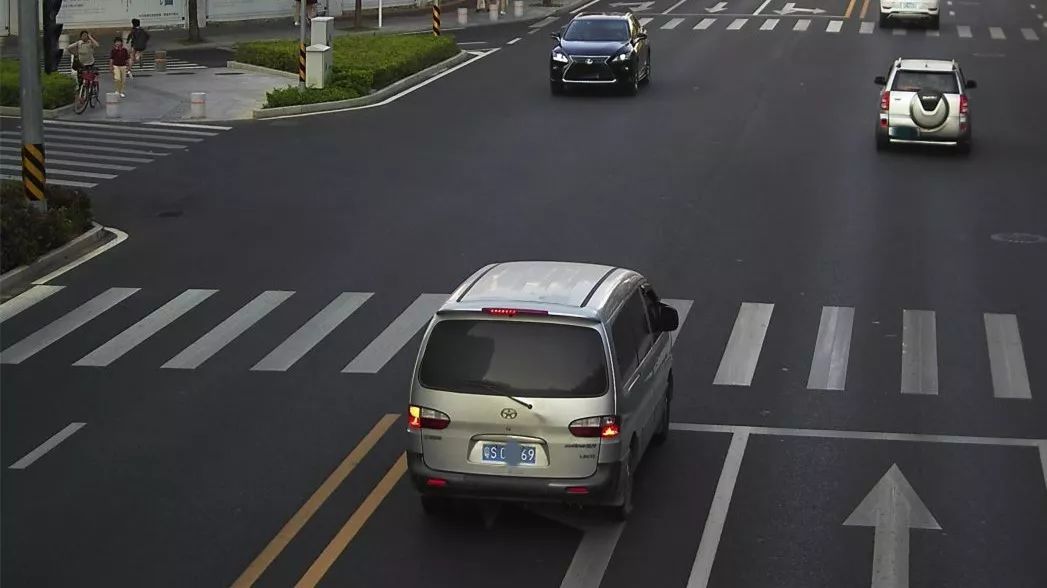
892, 71, 959, 93
418, 319, 609, 398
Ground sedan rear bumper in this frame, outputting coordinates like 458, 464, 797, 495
408, 452, 622, 504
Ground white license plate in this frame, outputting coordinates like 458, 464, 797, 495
902, 3, 918, 8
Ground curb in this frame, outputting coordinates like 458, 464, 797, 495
0, 222, 115, 296
227, 60, 301, 80
249, 50, 471, 118
0, 103, 77, 119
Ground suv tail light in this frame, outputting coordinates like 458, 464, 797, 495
569, 416, 620, 438
880, 90, 890, 111
959, 95, 968, 115
408, 405, 450, 430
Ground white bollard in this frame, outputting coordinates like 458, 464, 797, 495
513, 0, 523, 17
489, 3, 499, 20
190, 92, 206, 119
457, 7, 468, 26
105, 92, 121, 118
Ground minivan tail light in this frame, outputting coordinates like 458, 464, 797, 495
959, 95, 968, 115
483, 307, 549, 317
408, 405, 451, 430
569, 416, 620, 438
880, 90, 890, 111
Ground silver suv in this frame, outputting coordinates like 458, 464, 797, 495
406, 261, 679, 520
875, 58, 977, 154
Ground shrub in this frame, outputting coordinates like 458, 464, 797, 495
0, 59, 77, 110
0, 180, 93, 273
234, 35, 458, 108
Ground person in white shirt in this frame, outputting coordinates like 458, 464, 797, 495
65, 31, 100, 88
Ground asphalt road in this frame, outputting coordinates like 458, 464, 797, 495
3, 1, 1046, 587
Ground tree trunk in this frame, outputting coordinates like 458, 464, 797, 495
354, 0, 362, 28
187, 0, 201, 42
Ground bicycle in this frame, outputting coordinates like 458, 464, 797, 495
73, 66, 100, 115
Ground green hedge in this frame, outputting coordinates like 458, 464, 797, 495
234, 35, 459, 108
1, 181, 93, 274
0, 59, 77, 110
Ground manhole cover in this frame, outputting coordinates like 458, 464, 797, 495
990, 232, 1047, 244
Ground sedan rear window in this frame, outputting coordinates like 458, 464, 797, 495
892, 71, 959, 93
418, 319, 609, 398
563, 20, 630, 42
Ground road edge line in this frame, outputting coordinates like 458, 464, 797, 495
687, 428, 750, 588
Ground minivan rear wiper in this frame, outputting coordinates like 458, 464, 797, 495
461, 379, 533, 410
506, 395, 533, 410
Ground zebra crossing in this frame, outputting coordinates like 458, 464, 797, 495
45, 51, 207, 75
634, 16, 1042, 40
0, 285, 1038, 401
0, 119, 233, 189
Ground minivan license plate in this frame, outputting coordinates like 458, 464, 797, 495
481, 443, 537, 465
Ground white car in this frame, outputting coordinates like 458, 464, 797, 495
879, 0, 940, 28
875, 58, 976, 154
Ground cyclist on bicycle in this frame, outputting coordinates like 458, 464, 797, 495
66, 31, 100, 90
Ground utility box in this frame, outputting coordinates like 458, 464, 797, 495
311, 16, 334, 47
306, 44, 332, 89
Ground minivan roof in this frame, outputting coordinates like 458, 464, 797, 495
441, 261, 641, 321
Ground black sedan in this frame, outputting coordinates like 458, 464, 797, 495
550, 13, 651, 96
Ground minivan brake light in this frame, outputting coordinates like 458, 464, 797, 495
408, 405, 451, 430
569, 416, 620, 438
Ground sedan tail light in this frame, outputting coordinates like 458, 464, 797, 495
880, 90, 890, 111
959, 95, 969, 115
408, 405, 450, 430
569, 415, 620, 438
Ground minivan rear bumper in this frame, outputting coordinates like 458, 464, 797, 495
408, 452, 622, 504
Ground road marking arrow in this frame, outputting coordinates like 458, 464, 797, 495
774, 2, 827, 14
844, 464, 941, 588
708, 2, 729, 11
609, 1, 657, 10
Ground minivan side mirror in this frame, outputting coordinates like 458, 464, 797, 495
965, 79, 977, 89
874, 75, 887, 86
653, 303, 679, 332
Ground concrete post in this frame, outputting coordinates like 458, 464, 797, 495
513, 0, 523, 17
306, 45, 333, 89
105, 92, 121, 118
190, 92, 207, 118
155, 50, 167, 72
457, 7, 468, 25
489, 2, 499, 21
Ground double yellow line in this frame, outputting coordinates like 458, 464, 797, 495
231, 413, 406, 588
845, 0, 873, 19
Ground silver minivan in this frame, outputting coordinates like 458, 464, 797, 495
406, 261, 679, 520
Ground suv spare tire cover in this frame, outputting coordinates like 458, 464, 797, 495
909, 89, 949, 130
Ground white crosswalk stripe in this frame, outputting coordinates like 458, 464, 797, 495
727, 18, 748, 30
0, 121, 231, 189
826, 20, 843, 33
695, 18, 717, 30
860, 21, 875, 34
926, 28, 940, 37
794, 19, 811, 31
892, 27, 907, 35
958, 25, 973, 38
990, 26, 1006, 39
621, 16, 1036, 40
1, 288, 1039, 400
1021, 27, 1040, 40
639, 17, 654, 26
662, 17, 685, 29
760, 19, 779, 30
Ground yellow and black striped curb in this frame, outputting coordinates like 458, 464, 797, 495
298, 42, 307, 82
433, 2, 441, 36
21, 144, 46, 202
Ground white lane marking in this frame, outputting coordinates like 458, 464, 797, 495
949, 9, 955, 15
793, 19, 811, 31
0, 288, 139, 364
727, 18, 748, 30
686, 429, 750, 588
901, 310, 938, 395
664, 0, 690, 14
0, 163, 117, 180
760, 18, 779, 30
926, 28, 941, 36
640, 17, 654, 25
253, 292, 372, 372
984, 313, 1032, 399
8, 423, 86, 469
506, 37, 521, 45
670, 422, 1047, 448
957, 25, 972, 37
456, 41, 489, 45
73, 289, 217, 367
343, 293, 447, 373
664, 299, 694, 347
753, 0, 775, 14
1040, 443, 1047, 497
695, 18, 717, 29
893, 27, 907, 35
0, 139, 172, 157
44, 127, 202, 143
807, 306, 855, 391
144, 121, 233, 131
1021, 27, 1040, 40
0, 285, 65, 324
0, 146, 154, 163
560, 523, 625, 588
826, 20, 843, 32
33, 228, 129, 285
662, 17, 686, 29
713, 303, 773, 386
264, 50, 498, 120
0, 131, 186, 150
989, 26, 1006, 39
45, 119, 220, 136
570, 0, 601, 14
162, 290, 294, 370
860, 21, 875, 33
29, 158, 135, 171
0, 173, 97, 188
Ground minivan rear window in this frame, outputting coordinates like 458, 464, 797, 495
892, 71, 959, 94
418, 319, 609, 398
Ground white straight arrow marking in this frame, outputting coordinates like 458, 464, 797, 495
775, 2, 826, 14
844, 464, 941, 588
708, 2, 729, 12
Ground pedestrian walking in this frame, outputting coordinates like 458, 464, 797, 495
293, 0, 318, 26
65, 30, 99, 88
125, 18, 150, 77
110, 37, 130, 98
